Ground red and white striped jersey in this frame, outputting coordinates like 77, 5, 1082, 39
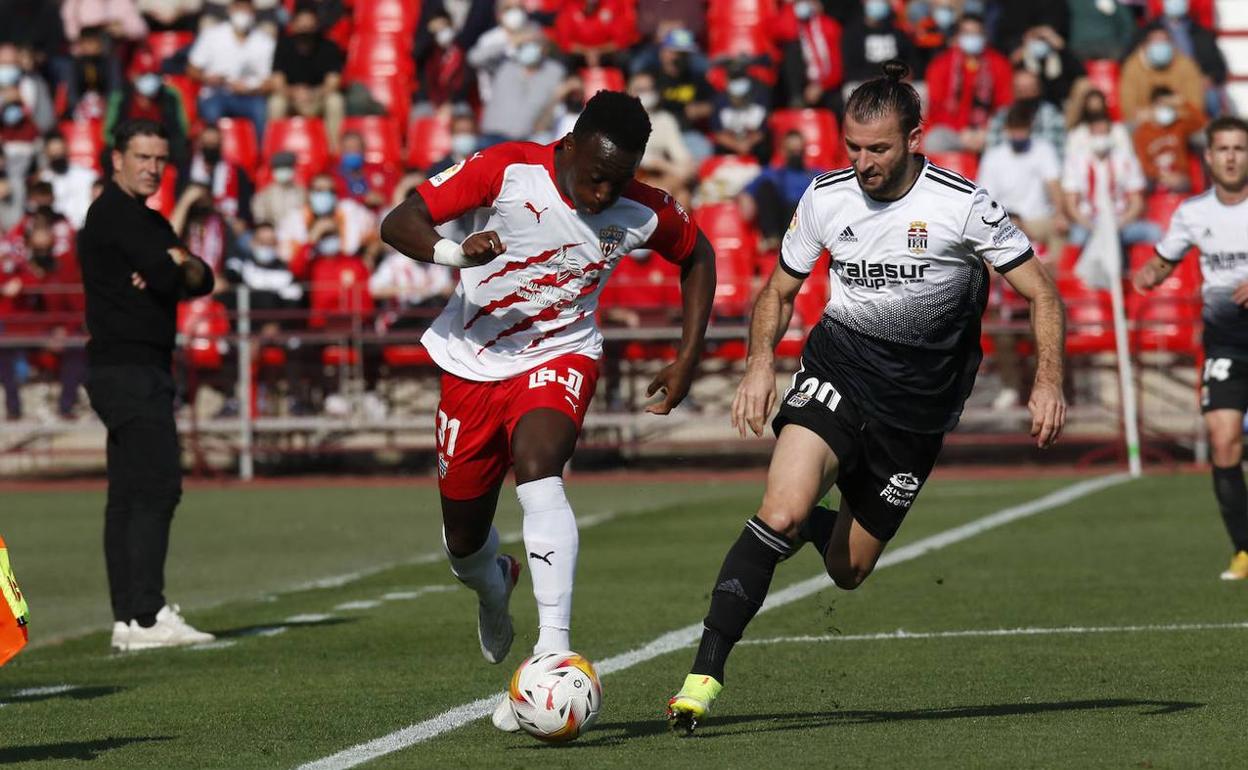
416, 140, 697, 381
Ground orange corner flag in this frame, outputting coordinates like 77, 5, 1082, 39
0, 535, 29, 666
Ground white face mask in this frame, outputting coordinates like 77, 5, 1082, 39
516, 42, 542, 67
309, 189, 336, 215
794, 0, 814, 20
135, 73, 162, 97
316, 236, 341, 256
501, 7, 527, 31
1154, 105, 1177, 126
273, 166, 296, 184
636, 90, 659, 111
435, 27, 455, 47
450, 133, 477, 158
0, 64, 20, 88
1163, 0, 1188, 18
958, 33, 986, 55
727, 78, 751, 98
252, 244, 277, 263
230, 11, 254, 32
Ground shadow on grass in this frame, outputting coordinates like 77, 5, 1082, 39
0, 735, 173, 762
212, 616, 355, 639
529, 698, 1205, 748
0, 685, 124, 706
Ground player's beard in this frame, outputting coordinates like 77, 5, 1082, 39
856, 154, 913, 201
1212, 165, 1248, 194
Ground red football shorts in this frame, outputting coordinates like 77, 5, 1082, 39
435, 353, 600, 500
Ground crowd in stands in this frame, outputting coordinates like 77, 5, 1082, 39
0, 0, 1231, 420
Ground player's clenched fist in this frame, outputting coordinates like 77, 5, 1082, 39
432, 230, 507, 268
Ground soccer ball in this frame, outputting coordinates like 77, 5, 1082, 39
507, 650, 602, 742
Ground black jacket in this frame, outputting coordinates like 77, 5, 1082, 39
78, 179, 214, 368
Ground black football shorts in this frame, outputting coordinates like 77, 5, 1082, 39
1200, 355, 1248, 413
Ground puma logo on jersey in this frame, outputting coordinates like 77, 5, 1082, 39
837, 226, 858, 243
524, 201, 549, 223
529, 550, 555, 565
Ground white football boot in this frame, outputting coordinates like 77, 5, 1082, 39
125, 604, 215, 650
479, 555, 521, 664
110, 621, 130, 651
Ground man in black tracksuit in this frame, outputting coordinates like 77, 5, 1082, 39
78, 119, 216, 652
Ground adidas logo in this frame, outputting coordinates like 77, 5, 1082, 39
714, 578, 751, 602
837, 226, 858, 243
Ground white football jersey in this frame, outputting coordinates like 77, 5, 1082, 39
1155, 189, 1248, 356
416, 141, 697, 381
781, 158, 1034, 432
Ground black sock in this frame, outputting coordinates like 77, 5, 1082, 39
1212, 465, 1248, 552
691, 517, 794, 683
135, 613, 157, 628
798, 506, 839, 560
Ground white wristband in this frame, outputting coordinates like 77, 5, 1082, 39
432, 238, 470, 268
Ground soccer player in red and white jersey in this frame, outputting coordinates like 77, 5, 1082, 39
381, 91, 717, 731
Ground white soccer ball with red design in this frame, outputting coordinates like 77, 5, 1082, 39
507, 650, 602, 742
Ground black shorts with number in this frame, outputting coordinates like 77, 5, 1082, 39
772, 358, 944, 542
1201, 355, 1248, 413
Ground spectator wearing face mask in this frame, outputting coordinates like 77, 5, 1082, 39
910, 0, 961, 71
1067, 0, 1136, 61
1009, 24, 1083, 108
39, 132, 98, 229
24, 215, 87, 420
1065, 87, 1132, 158
774, 0, 844, 111
223, 221, 301, 317
251, 151, 304, 227
61, 0, 147, 43
335, 131, 397, 204
136, 0, 205, 32
277, 172, 376, 263
1141, 0, 1228, 117
467, 1, 543, 104
104, 48, 191, 173
1120, 25, 1208, 126
978, 103, 1065, 259
0, 156, 21, 231
0, 43, 55, 134
0, 100, 38, 176
170, 182, 237, 292
188, 0, 275, 147
645, 28, 714, 161
1061, 114, 1160, 248
186, 123, 253, 224
63, 25, 124, 122
479, 35, 566, 144
993, 0, 1069, 55
925, 14, 1013, 154
552, 0, 638, 69
415, 11, 473, 117
711, 74, 770, 165
268, 6, 345, 151
842, 0, 918, 88
985, 68, 1067, 156
0, 245, 38, 421
1133, 86, 1204, 193
538, 74, 586, 143
738, 130, 824, 252
369, 248, 454, 328
628, 70, 693, 196
427, 112, 482, 178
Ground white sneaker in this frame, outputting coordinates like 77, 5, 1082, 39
479, 554, 521, 664
991, 387, 1019, 411
126, 604, 216, 650
492, 692, 521, 732
110, 621, 130, 651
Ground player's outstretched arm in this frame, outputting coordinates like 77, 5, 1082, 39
379, 191, 505, 268
731, 265, 804, 438
1131, 253, 1177, 295
646, 229, 716, 415
1003, 257, 1067, 448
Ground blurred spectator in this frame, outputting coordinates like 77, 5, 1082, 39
774, 0, 844, 111
137, 0, 205, 32
415, 10, 473, 117
297, 0, 345, 36
993, 0, 1069, 54
0, 0, 68, 62
842, 0, 918, 88
39, 132, 99, 229
203, 0, 282, 28
335, 131, 397, 205
0, 157, 21, 231
1065, 87, 1132, 157
711, 74, 770, 165
0, 246, 36, 420
1061, 114, 1160, 248
543, 73, 585, 140
64, 26, 124, 121
738, 131, 822, 252
0, 99, 40, 184
552, 0, 637, 69
986, 68, 1067, 155
467, 0, 543, 104
278, 172, 376, 262
1133, 86, 1204, 193
0, 43, 56, 133
1010, 25, 1083, 107
413, 0, 495, 60
369, 248, 454, 327
636, 1, 706, 50
479, 36, 566, 144
647, 28, 713, 162
1066, 0, 1135, 61
629, 70, 694, 197
268, 5, 345, 151
428, 111, 482, 176
222, 221, 302, 319
188, 0, 275, 146
251, 150, 305, 225
105, 48, 191, 172
978, 103, 1065, 259
925, 15, 1013, 154
170, 182, 238, 289
911, 0, 960, 71
186, 123, 253, 223
24, 215, 86, 420
1143, 1, 1228, 116
1121, 24, 1210, 125
61, 0, 147, 43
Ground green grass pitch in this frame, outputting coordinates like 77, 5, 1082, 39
1, 471, 1246, 768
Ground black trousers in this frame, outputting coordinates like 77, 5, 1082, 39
85, 364, 183, 622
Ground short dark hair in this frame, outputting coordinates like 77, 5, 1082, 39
845, 59, 923, 135
1005, 103, 1034, 130
1206, 116, 1248, 146
572, 90, 651, 155
113, 119, 168, 153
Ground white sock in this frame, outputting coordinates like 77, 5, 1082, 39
443, 526, 506, 611
517, 476, 578, 653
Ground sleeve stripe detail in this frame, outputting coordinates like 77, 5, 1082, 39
778, 258, 811, 279
925, 173, 975, 195
995, 248, 1034, 274
814, 167, 853, 183
814, 171, 856, 190
927, 164, 975, 190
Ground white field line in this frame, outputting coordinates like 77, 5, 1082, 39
741, 621, 1248, 646
296, 472, 1130, 770
333, 600, 383, 611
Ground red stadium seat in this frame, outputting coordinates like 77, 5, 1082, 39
346, 73, 412, 124
321, 345, 359, 367
354, 0, 420, 35
177, 297, 230, 370
1084, 60, 1122, 120
146, 165, 178, 217
60, 119, 104, 173
769, 109, 845, 171
1146, 190, 1187, 229
344, 32, 413, 81
146, 30, 195, 67
694, 202, 757, 318
708, 0, 778, 25
926, 151, 979, 182
217, 117, 259, 171
1145, 0, 1214, 26
1057, 276, 1116, 355
263, 117, 331, 180
341, 115, 402, 165
382, 344, 434, 368
309, 257, 374, 331
166, 74, 199, 127
407, 114, 452, 171
598, 251, 682, 311
579, 67, 627, 96
708, 20, 776, 60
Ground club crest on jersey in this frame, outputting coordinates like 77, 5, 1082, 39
598, 225, 625, 258
907, 221, 928, 254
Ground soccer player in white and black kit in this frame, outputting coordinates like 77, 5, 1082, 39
380, 91, 717, 732
1134, 116, 1248, 581
666, 61, 1068, 731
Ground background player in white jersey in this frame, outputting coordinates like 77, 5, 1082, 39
1133, 116, 1248, 581
666, 61, 1068, 732
380, 91, 717, 731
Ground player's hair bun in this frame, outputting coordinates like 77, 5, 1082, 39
881, 59, 910, 82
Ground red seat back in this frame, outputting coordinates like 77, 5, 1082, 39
927, 151, 980, 182
769, 109, 844, 171
217, 116, 259, 171
146, 165, 179, 217
146, 30, 195, 67
1083, 60, 1122, 120
61, 119, 104, 173
177, 297, 230, 369
598, 252, 682, 311
579, 67, 627, 97
406, 114, 452, 171
354, 0, 420, 34
263, 117, 331, 181
1056, 276, 1116, 355
341, 115, 402, 165
345, 32, 413, 81
695, 202, 757, 318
